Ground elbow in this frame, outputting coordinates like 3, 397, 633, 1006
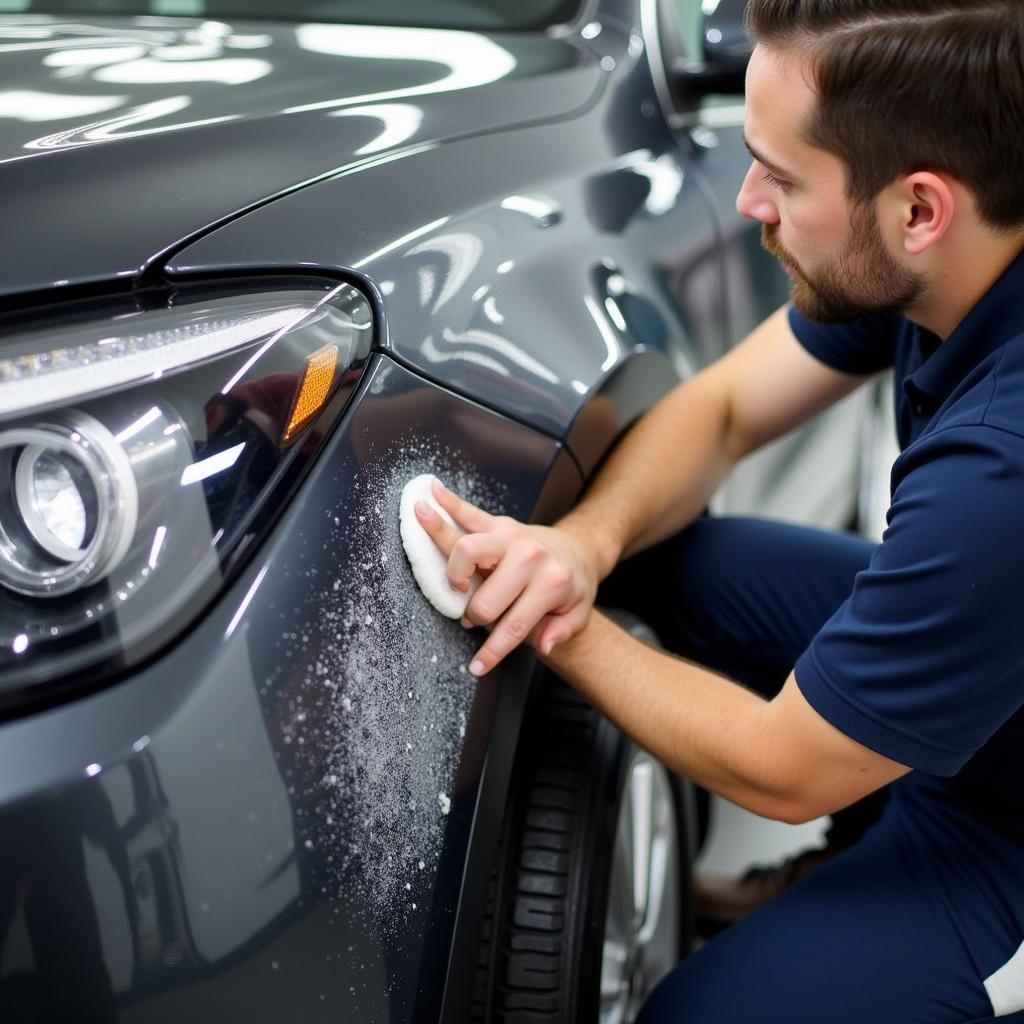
773, 801, 823, 827
747, 793, 822, 826
741, 782, 839, 825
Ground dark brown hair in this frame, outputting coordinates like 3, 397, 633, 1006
746, 1, 1024, 229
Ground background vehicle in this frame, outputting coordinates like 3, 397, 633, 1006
0, 1, 870, 1020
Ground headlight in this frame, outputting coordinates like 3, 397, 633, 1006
0, 278, 373, 707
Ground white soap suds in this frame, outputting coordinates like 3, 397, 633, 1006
267, 442, 507, 938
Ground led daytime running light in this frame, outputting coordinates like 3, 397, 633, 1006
0, 299, 326, 419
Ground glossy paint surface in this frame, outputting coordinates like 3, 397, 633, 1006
0, 16, 598, 298
0, 1, 735, 1019
170, 16, 719, 453
0, 356, 572, 1021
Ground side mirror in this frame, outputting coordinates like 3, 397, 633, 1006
673, 0, 750, 99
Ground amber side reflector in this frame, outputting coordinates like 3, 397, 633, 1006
283, 343, 339, 443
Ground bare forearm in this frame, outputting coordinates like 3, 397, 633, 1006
544, 610, 802, 821
557, 372, 736, 577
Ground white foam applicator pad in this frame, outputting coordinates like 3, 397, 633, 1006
399, 474, 478, 619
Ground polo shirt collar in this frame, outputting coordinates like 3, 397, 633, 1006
907, 245, 1024, 405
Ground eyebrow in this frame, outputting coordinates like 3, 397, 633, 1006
743, 135, 798, 182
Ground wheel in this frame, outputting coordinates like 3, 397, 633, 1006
472, 674, 695, 1023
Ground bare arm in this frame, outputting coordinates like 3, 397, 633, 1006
544, 611, 909, 823
418, 304, 876, 674
416, 510, 908, 822
559, 304, 876, 575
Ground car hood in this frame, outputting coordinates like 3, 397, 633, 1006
0, 15, 599, 300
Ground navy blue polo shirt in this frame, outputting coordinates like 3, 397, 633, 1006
788, 248, 1024, 826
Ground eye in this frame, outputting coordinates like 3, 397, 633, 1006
761, 170, 791, 192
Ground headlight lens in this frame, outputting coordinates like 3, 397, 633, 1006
22, 448, 94, 555
0, 278, 373, 707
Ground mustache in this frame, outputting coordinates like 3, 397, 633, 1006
761, 225, 799, 269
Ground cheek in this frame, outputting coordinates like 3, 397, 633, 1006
782, 198, 846, 262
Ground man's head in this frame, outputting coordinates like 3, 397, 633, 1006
738, 0, 1024, 324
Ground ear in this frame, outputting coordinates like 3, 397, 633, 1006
895, 172, 956, 256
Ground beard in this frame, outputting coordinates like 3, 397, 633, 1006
762, 207, 925, 323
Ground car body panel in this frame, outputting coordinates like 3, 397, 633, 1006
0, 17, 599, 301
0, 10, 726, 1017
0, 354, 577, 1022
169, 19, 717, 457
0, 1, 872, 1019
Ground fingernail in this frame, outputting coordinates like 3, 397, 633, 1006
460, 617, 472, 629
542, 640, 554, 656
415, 501, 430, 519
469, 659, 486, 677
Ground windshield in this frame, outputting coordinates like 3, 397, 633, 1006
3, 0, 583, 30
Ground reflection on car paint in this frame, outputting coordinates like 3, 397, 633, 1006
331, 103, 424, 156
25, 95, 231, 150
407, 231, 483, 313
499, 193, 563, 228
0, 18, 552, 154
291, 24, 517, 111
438, 326, 561, 384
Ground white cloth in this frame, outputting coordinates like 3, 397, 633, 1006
399, 474, 472, 619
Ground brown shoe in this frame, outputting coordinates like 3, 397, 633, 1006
694, 844, 843, 935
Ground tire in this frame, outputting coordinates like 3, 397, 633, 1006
471, 673, 695, 1024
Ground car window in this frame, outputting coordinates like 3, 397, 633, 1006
0, 0, 582, 31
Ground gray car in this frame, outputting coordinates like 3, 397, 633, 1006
0, 1, 867, 1020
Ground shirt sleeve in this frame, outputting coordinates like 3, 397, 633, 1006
794, 424, 1024, 775
788, 306, 898, 375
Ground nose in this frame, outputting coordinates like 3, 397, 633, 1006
736, 161, 781, 224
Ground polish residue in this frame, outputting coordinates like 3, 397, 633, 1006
268, 442, 507, 937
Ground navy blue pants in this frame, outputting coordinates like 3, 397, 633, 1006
604, 518, 1024, 1024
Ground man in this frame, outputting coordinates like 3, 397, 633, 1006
417, 1, 1024, 1019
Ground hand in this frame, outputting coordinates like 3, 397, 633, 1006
414, 479, 601, 676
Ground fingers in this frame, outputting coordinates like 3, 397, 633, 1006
536, 604, 591, 657
431, 478, 494, 534
448, 533, 507, 591
414, 500, 461, 558
462, 554, 535, 631
468, 585, 562, 676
